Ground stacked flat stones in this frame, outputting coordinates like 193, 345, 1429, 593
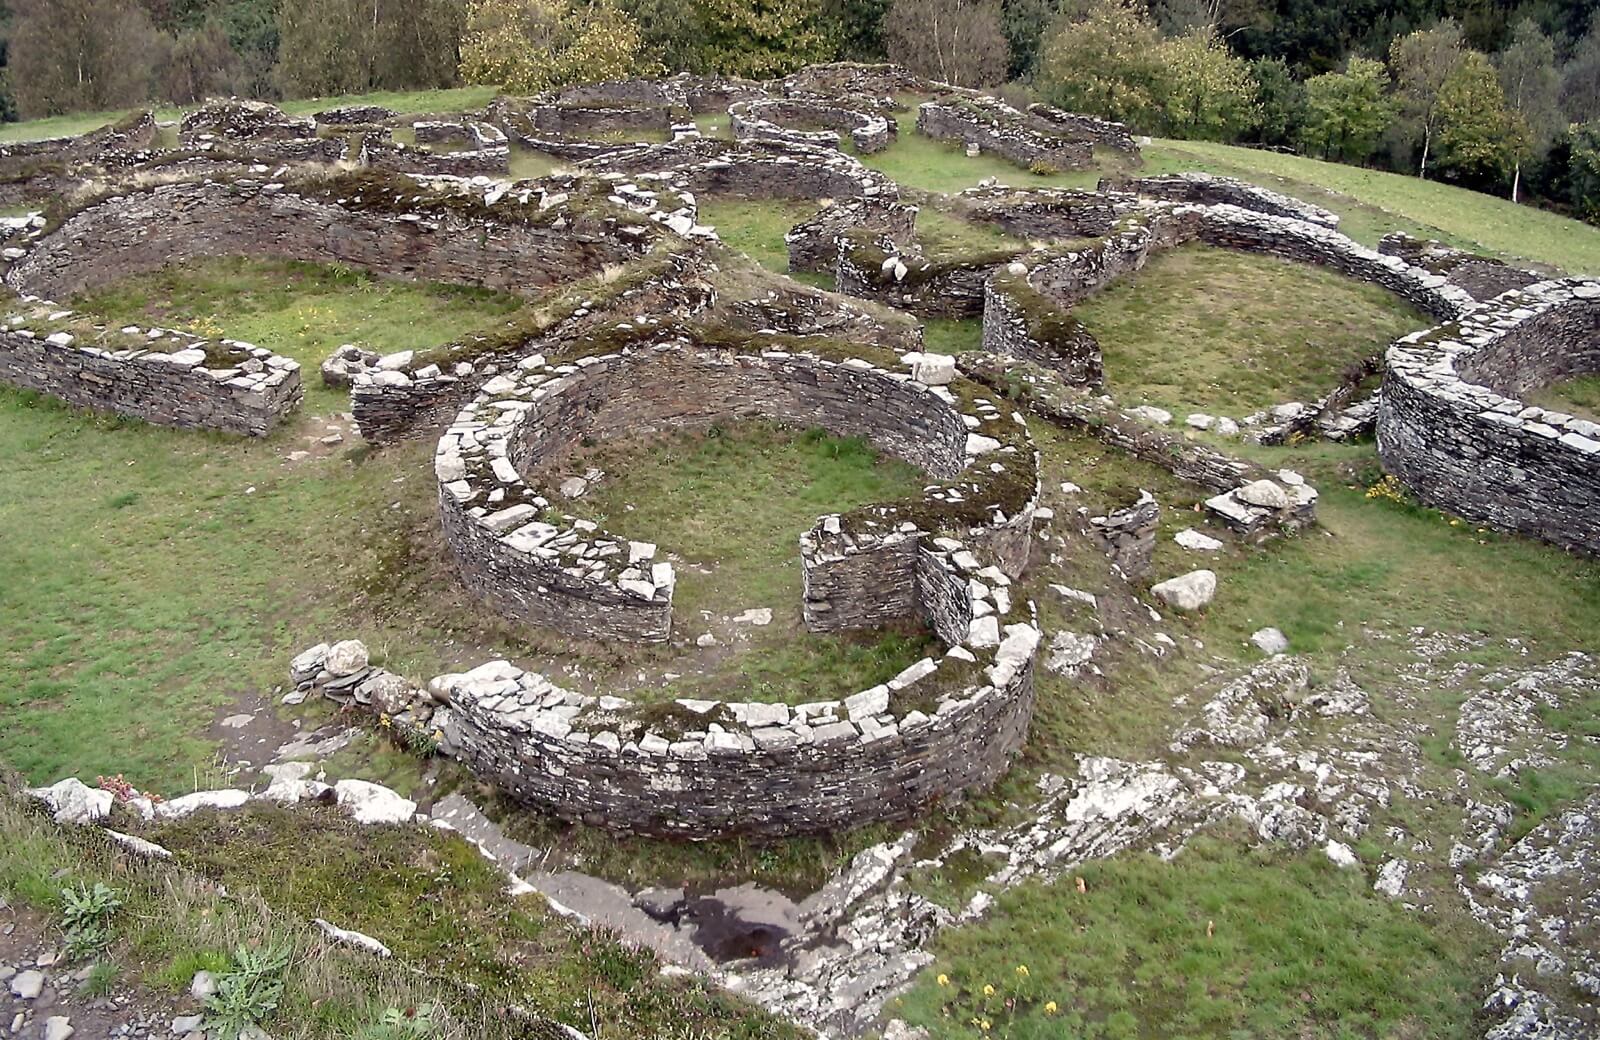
916, 95, 1094, 171
958, 184, 1137, 240
1379, 279, 1600, 553
1025, 102, 1141, 157
363, 120, 510, 176
435, 331, 1038, 644
0, 297, 301, 435
836, 229, 1023, 319
1114, 172, 1341, 228
730, 96, 895, 153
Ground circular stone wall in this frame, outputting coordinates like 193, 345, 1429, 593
430, 333, 1041, 838
435, 333, 1037, 644
1378, 279, 1600, 554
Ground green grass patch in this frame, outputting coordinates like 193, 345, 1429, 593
861, 110, 1107, 194
921, 317, 983, 355
696, 197, 823, 276
572, 422, 937, 704
73, 258, 524, 412
1076, 244, 1425, 418
1147, 138, 1600, 272
897, 837, 1492, 1040
132, 802, 799, 1037
1525, 373, 1600, 423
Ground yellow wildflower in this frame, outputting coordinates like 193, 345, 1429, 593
937, 973, 950, 987
983, 984, 995, 996
1045, 1001, 1059, 1014
1016, 964, 1030, 977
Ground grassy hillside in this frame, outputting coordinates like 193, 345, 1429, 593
1148, 137, 1599, 273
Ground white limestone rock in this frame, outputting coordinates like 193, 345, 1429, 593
334, 779, 416, 824
325, 639, 370, 677
1250, 627, 1290, 655
1150, 570, 1216, 611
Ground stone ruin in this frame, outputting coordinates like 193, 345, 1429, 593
0, 63, 1593, 856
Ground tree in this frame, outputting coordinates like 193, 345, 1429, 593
1389, 19, 1465, 178
1299, 56, 1395, 164
1154, 26, 1259, 141
1037, 0, 1164, 128
691, 0, 837, 79
618, 0, 705, 71
8, 0, 160, 116
1434, 50, 1518, 185
827, 0, 892, 62
277, 0, 462, 98
162, 17, 245, 103
1001, 0, 1059, 80
1251, 55, 1306, 148
884, 0, 1009, 87
1567, 119, 1600, 221
1498, 18, 1563, 201
459, 0, 648, 94
1561, 16, 1600, 124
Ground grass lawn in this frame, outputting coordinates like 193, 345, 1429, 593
695, 196, 822, 275
895, 837, 1490, 1040
1147, 137, 1600, 272
1526, 373, 1600, 422
567, 422, 937, 705
72, 258, 526, 413
860, 110, 1110, 194
1074, 244, 1425, 418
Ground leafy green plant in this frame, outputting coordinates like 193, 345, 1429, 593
357, 1003, 439, 1039
58, 882, 121, 960
203, 944, 293, 1038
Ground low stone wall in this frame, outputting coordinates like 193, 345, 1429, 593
1110, 172, 1340, 228
781, 62, 929, 98
314, 104, 398, 126
0, 111, 157, 175
5, 174, 667, 303
179, 98, 317, 144
730, 97, 894, 153
350, 248, 714, 445
785, 197, 917, 273
917, 98, 1093, 171
548, 74, 764, 115
959, 351, 1318, 539
1378, 279, 1600, 554
981, 272, 1103, 385
1376, 231, 1543, 302
436, 333, 1037, 644
0, 298, 302, 435
836, 230, 1023, 319
958, 185, 1134, 241
586, 139, 898, 203
1025, 103, 1141, 157
361, 121, 510, 177
1024, 203, 1474, 322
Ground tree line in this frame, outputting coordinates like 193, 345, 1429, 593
6, 0, 1600, 218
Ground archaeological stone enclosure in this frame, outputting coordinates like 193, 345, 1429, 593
4, 57, 1600, 1040
2, 65, 1595, 845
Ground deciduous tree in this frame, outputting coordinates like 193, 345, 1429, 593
1299, 56, 1395, 164
1155, 27, 1259, 140
1498, 18, 1562, 201
459, 0, 648, 94
884, 0, 1009, 88
1434, 50, 1518, 184
8, 0, 160, 116
1389, 19, 1465, 178
1037, 0, 1164, 128
691, 0, 836, 79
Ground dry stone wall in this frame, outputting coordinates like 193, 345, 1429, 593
835, 230, 1022, 319
917, 97, 1093, 171
0, 298, 301, 435
1110, 172, 1341, 228
435, 333, 1037, 644
1378, 280, 1600, 554
1376, 231, 1543, 303
981, 271, 1103, 385
958, 185, 1135, 241
4, 175, 665, 303
1025, 103, 1141, 157
730, 97, 895, 153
